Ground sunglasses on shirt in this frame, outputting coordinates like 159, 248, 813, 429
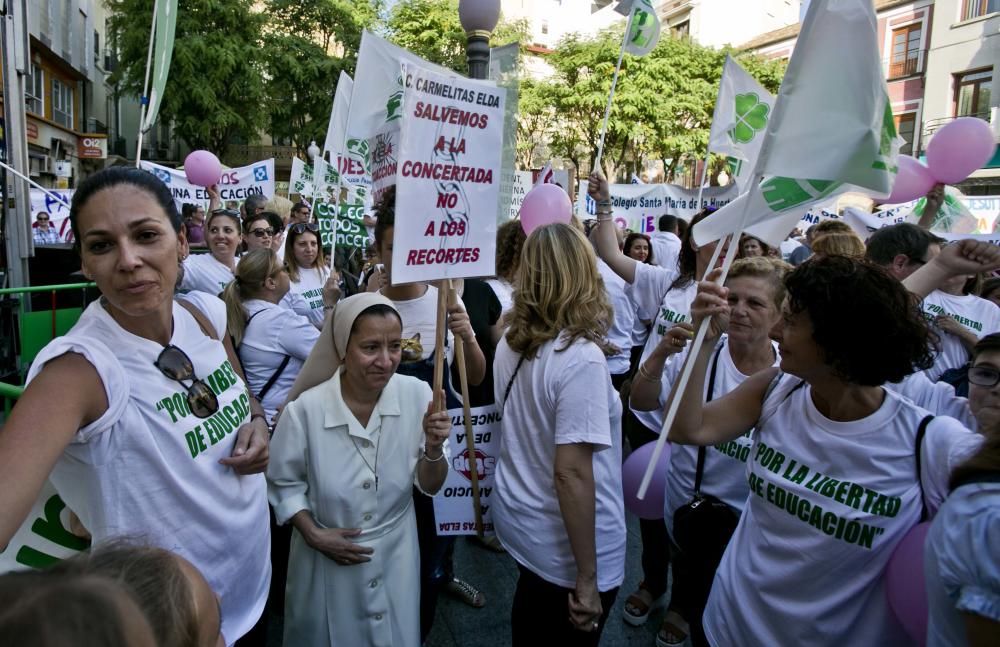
154, 345, 220, 418
249, 227, 275, 238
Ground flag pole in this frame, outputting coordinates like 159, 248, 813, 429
593, 10, 634, 176
134, 0, 160, 167
636, 177, 759, 499
694, 149, 712, 210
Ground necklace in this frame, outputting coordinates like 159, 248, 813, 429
350, 427, 382, 491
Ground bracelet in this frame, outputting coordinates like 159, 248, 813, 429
596, 199, 612, 207
250, 413, 267, 425
637, 363, 661, 382
420, 450, 446, 463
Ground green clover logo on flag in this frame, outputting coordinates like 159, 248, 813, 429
728, 93, 770, 145
761, 177, 840, 212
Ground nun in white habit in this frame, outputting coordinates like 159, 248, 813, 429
267, 292, 451, 647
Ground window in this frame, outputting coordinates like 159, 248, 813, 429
961, 0, 999, 21
52, 78, 74, 129
671, 20, 690, 38
541, 21, 548, 35
894, 113, 916, 155
888, 24, 922, 78
954, 69, 992, 118
25, 62, 44, 115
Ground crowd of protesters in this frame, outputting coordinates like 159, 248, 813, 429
0, 164, 997, 647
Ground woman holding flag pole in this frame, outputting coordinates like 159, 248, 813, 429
589, 171, 721, 642
664, 246, 995, 645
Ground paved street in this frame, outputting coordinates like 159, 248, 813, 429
267, 513, 674, 647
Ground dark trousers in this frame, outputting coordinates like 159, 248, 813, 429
511, 564, 619, 647
232, 605, 268, 647
668, 525, 737, 647
622, 398, 671, 597
414, 486, 455, 642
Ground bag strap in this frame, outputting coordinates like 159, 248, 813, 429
177, 299, 218, 341
502, 355, 527, 411
916, 414, 933, 522
694, 344, 725, 494
256, 355, 292, 402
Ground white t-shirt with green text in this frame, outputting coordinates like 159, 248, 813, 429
287, 265, 330, 328
181, 253, 234, 296
26, 293, 271, 644
703, 378, 981, 646
630, 261, 697, 433
922, 290, 1000, 381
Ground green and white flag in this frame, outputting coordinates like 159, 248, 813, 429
141, 0, 177, 132
708, 56, 775, 192
322, 72, 354, 161
616, 1, 661, 57
290, 157, 341, 201
693, 0, 901, 247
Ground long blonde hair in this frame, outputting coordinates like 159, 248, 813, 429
505, 223, 616, 358
221, 248, 283, 347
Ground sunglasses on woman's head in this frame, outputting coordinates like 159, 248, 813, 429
154, 345, 220, 418
290, 222, 320, 235
250, 227, 274, 238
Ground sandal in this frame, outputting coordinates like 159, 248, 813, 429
656, 610, 690, 647
445, 577, 486, 608
622, 581, 666, 627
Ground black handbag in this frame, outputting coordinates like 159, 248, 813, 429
671, 344, 740, 560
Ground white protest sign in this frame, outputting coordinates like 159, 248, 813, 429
0, 483, 87, 574
140, 159, 275, 210
29, 189, 74, 243
432, 405, 501, 536
576, 181, 738, 233
504, 170, 571, 220
391, 62, 504, 283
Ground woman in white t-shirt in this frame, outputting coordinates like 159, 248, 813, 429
920, 272, 1000, 382
631, 256, 790, 647
589, 172, 722, 630
181, 208, 242, 296
925, 333, 1000, 646
668, 250, 993, 646
0, 167, 271, 644
221, 249, 320, 424
284, 222, 339, 328
623, 232, 655, 369
493, 223, 626, 646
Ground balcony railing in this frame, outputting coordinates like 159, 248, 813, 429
920, 110, 995, 152
883, 49, 926, 80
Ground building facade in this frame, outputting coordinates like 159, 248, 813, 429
743, 0, 1000, 197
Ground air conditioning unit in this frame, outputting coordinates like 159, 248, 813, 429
28, 156, 53, 177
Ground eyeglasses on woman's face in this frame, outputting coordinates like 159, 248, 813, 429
968, 364, 1000, 388
249, 227, 274, 238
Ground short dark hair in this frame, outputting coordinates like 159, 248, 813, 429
292, 201, 310, 213
672, 207, 717, 290
864, 223, 943, 267
658, 214, 679, 233
260, 211, 283, 233
207, 208, 240, 229
70, 166, 180, 252
181, 203, 196, 219
242, 212, 275, 234
972, 332, 1000, 364
373, 185, 396, 248
784, 256, 935, 386
243, 194, 268, 216
980, 277, 1000, 302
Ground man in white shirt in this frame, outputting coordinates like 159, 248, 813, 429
649, 215, 682, 269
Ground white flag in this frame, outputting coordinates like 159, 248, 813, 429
322, 72, 354, 160
624, 1, 660, 56
693, 0, 900, 247
631, 173, 646, 184
708, 56, 775, 192
289, 158, 314, 198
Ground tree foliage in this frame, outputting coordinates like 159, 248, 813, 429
520, 29, 787, 181
260, 0, 379, 156
107, 0, 269, 155
386, 0, 529, 74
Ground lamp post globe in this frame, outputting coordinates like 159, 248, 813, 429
307, 140, 321, 161
459, 0, 501, 80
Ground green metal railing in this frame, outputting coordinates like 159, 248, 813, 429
0, 379, 23, 416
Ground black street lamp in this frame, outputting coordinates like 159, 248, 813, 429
459, 0, 501, 80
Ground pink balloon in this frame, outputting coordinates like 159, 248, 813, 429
184, 150, 223, 187
519, 184, 573, 235
622, 441, 671, 520
885, 521, 930, 646
926, 117, 996, 185
886, 156, 937, 204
